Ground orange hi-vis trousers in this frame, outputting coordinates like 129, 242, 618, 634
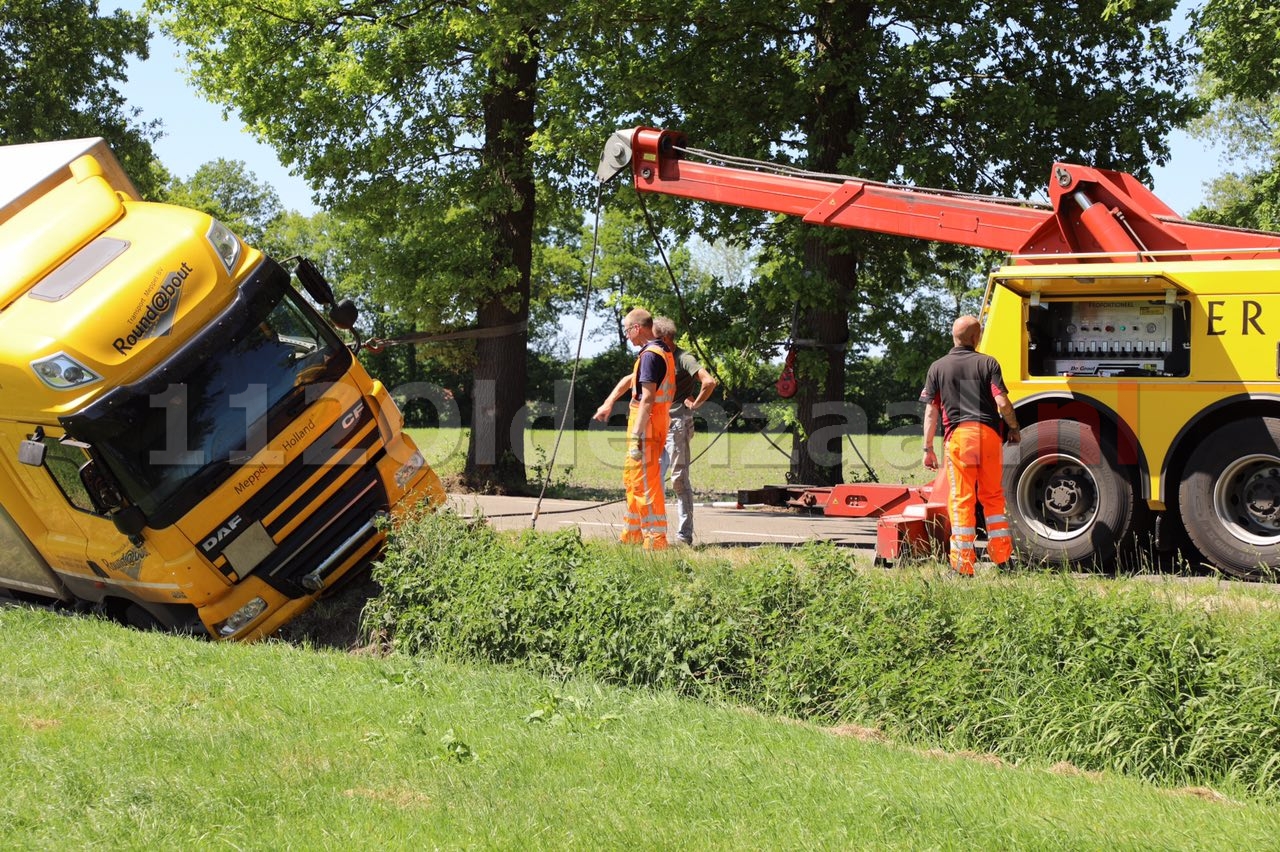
621, 404, 670, 549
945, 422, 1013, 574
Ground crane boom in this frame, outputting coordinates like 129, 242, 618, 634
598, 127, 1280, 263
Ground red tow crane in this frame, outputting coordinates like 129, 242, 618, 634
598, 127, 1280, 567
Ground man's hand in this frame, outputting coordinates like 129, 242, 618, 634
923, 446, 939, 471
593, 403, 613, 422
628, 434, 643, 460
1006, 426, 1022, 445
684, 397, 700, 411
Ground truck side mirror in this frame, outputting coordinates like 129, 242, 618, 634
294, 258, 338, 306
329, 299, 358, 330
79, 459, 123, 514
18, 439, 46, 466
112, 505, 146, 544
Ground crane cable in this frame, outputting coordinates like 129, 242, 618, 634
524, 180, 761, 528
634, 192, 880, 482
524, 182, 750, 523
529, 181, 612, 529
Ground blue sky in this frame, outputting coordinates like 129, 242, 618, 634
112, 1, 317, 212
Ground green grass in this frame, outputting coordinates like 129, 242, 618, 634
3, 604, 1279, 849
369, 510, 1280, 803
410, 427, 935, 498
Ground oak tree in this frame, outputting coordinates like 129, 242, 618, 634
149, 0, 599, 490
1189, 1, 1280, 230
600, 0, 1198, 484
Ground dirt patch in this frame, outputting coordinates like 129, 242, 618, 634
273, 570, 384, 652
1174, 786, 1236, 804
921, 748, 1008, 767
19, 716, 61, 731
343, 786, 433, 809
1047, 761, 1105, 781
826, 723, 887, 742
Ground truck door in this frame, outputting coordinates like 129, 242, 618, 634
8, 427, 160, 599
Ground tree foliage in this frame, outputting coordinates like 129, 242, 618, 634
0, 0, 162, 196
147, 0, 1198, 491
148, 0, 612, 489
162, 159, 285, 250
1189, 1, 1280, 230
594, 0, 1198, 484
1196, 1, 1280, 102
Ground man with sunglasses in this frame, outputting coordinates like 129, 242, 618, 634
609, 308, 676, 549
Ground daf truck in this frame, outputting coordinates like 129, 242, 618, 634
0, 138, 445, 640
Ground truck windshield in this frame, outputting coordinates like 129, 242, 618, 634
63, 262, 352, 527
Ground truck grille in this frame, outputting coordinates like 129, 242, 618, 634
221, 402, 391, 597
259, 463, 388, 597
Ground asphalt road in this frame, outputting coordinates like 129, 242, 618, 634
445, 493, 883, 550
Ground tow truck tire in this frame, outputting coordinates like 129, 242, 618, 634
1001, 420, 1133, 567
1178, 418, 1280, 581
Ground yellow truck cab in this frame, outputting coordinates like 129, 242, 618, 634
0, 138, 444, 639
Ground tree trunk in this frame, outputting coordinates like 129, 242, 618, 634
464, 38, 538, 492
789, 241, 854, 485
788, 2, 864, 486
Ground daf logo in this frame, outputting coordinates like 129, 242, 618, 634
342, 402, 366, 431
202, 515, 243, 553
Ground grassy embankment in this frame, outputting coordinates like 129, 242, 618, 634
368, 509, 1280, 805
7, 427, 1280, 845
4, 603, 1279, 849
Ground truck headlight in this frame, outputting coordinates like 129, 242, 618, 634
215, 596, 267, 638
31, 352, 101, 390
206, 219, 242, 272
395, 451, 425, 490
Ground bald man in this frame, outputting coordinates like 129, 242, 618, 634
919, 315, 1022, 575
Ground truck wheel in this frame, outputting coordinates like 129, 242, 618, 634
1178, 418, 1280, 580
1002, 420, 1133, 567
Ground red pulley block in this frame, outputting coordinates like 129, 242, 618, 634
776, 350, 798, 398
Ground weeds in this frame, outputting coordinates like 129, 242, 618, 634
528, 444, 576, 494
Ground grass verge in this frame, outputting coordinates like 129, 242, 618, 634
369, 508, 1280, 804
3, 603, 1278, 849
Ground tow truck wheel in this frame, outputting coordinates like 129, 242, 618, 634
1002, 420, 1133, 567
1179, 418, 1280, 581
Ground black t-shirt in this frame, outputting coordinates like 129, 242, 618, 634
919, 346, 1009, 439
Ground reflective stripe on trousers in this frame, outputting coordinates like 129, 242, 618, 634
945, 422, 1010, 572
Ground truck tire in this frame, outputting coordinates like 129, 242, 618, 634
1178, 418, 1280, 580
1002, 419, 1133, 567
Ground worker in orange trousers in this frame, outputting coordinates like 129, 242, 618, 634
920, 315, 1022, 574
616, 308, 675, 550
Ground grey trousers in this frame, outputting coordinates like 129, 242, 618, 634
660, 411, 695, 544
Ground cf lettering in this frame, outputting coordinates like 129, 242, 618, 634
341, 402, 366, 431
